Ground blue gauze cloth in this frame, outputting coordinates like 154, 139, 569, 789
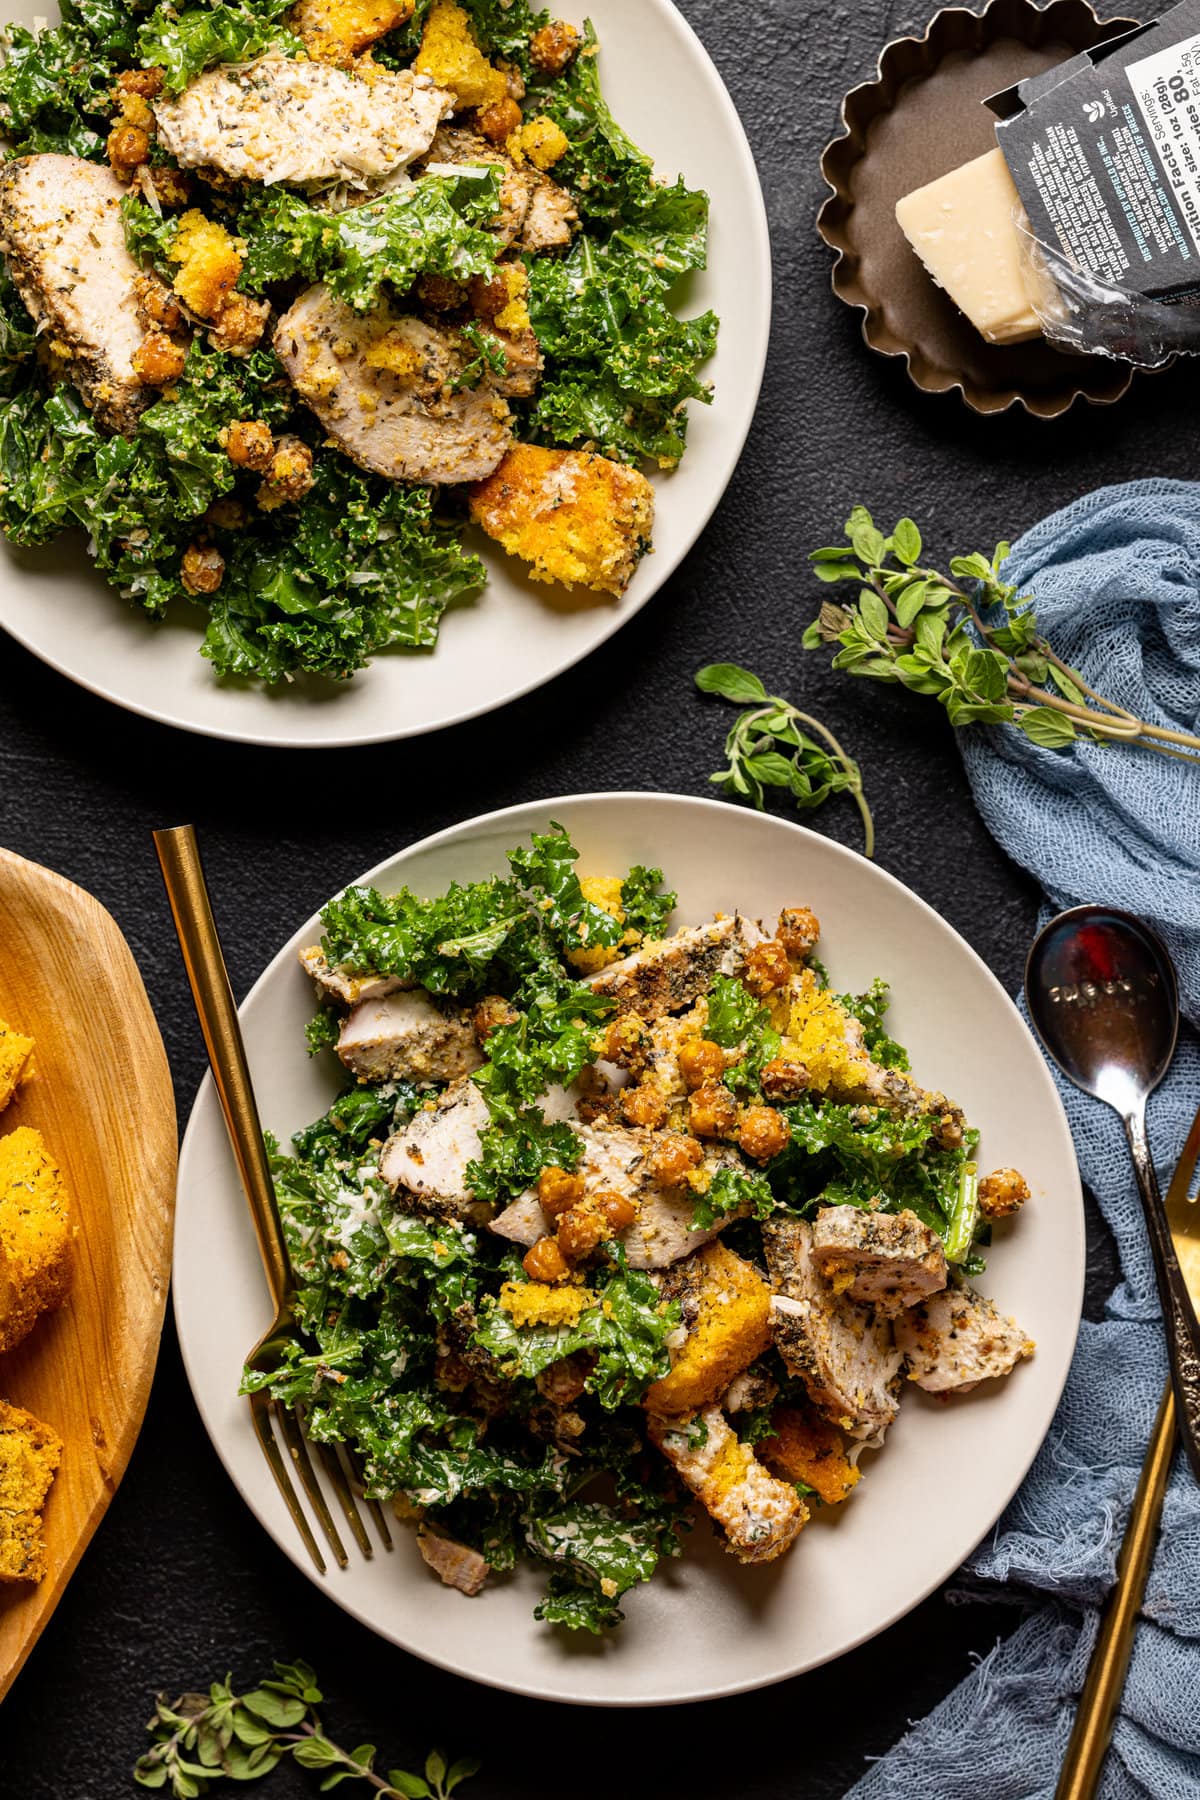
849, 480, 1200, 1800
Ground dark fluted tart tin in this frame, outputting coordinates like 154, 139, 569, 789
818, 0, 1142, 418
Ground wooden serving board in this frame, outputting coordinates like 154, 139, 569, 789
0, 848, 176, 1702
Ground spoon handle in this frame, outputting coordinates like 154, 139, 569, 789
1124, 1107, 1200, 1482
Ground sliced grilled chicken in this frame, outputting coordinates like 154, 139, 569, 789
0, 155, 147, 435
491, 326, 543, 398
337, 989, 483, 1084
647, 1406, 807, 1564
895, 1285, 1035, 1393
420, 124, 576, 252
811, 1206, 947, 1316
274, 286, 512, 484
416, 1524, 489, 1595
299, 944, 408, 1006
380, 1076, 492, 1222
487, 1121, 741, 1270
521, 176, 577, 252
762, 1216, 902, 1445
154, 55, 450, 189
585, 916, 766, 1023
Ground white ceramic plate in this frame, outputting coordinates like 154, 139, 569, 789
0, 2, 769, 747
174, 794, 1084, 1706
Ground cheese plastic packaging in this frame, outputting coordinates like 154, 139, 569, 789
894, 148, 1044, 344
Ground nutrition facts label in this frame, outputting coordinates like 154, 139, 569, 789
1125, 29, 1200, 254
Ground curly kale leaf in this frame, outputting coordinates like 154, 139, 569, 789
528, 1497, 683, 1632
619, 865, 676, 939
237, 170, 503, 309
292, 1079, 422, 1163
317, 877, 528, 990
0, 20, 117, 159
0, 268, 36, 399
137, 0, 299, 92
507, 825, 625, 960
837, 977, 910, 1072
705, 973, 780, 1093
465, 1106, 582, 1209
473, 1255, 678, 1410
691, 1161, 776, 1230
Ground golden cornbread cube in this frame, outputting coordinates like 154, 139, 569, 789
469, 444, 655, 597
648, 1404, 806, 1564
415, 0, 507, 109
0, 1127, 73, 1354
0, 1020, 33, 1113
644, 1241, 771, 1414
0, 1399, 62, 1583
761, 1403, 861, 1506
290, 0, 413, 61
168, 211, 242, 321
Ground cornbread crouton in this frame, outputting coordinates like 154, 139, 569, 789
498, 1279, 595, 1329
469, 444, 654, 597
895, 1285, 1035, 1393
761, 1403, 861, 1505
510, 116, 570, 170
811, 1204, 947, 1315
0, 1128, 73, 1354
0, 1021, 33, 1113
291, 0, 414, 62
645, 1241, 771, 1414
415, 0, 507, 109
0, 1400, 62, 1583
566, 873, 637, 975
648, 1405, 806, 1564
167, 210, 242, 320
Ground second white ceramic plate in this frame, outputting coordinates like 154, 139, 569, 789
174, 794, 1084, 1705
0, 0, 770, 746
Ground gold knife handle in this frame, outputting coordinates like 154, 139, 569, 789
154, 824, 293, 1309
1055, 1384, 1176, 1800
1124, 1106, 1200, 1484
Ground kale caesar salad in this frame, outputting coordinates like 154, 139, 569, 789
0, 0, 717, 684
259, 826, 1036, 1632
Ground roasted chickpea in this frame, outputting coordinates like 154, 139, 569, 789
738, 1105, 791, 1164
618, 1083, 668, 1130
117, 67, 164, 99
258, 436, 315, 510
595, 1190, 638, 1233
417, 272, 467, 313
935, 1112, 964, 1151
132, 330, 187, 386
535, 1353, 592, 1405
529, 18, 582, 73
603, 1013, 650, 1070
523, 1237, 570, 1283
223, 418, 275, 472
556, 1205, 607, 1262
761, 1057, 810, 1102
473, 993, 519, 1042
134, 274, 182, 333
688, 1082, 738, 1139
979, 1167, 1030, 1219
742, 940, 792, 997
203, 498, 248, 532
677, 1038, 726, 1091
469, 270, 511, 321
777, 906, 820, 960
180, 543, 225, 596
477, 96, 522, 142
537, 1164, 585, 1219
209, 292, 270, 355
645, 1133, 704, 1188
147, 164, 192, 209
107, 122, 150, 178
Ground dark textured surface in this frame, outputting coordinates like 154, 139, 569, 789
0, 0, 1151, 1791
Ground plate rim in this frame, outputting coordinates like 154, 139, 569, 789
173, 791, 1085, 1704
0, 0, 772, 749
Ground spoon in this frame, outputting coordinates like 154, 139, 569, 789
1026, 904, 1200, 1475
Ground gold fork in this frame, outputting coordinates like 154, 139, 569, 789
155, 824, 392, 1574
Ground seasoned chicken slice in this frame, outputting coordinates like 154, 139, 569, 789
416, 1523, 488, 1595
469, 444, 654, 597
811, 1206, 947, 1316
299, 944, 407, 1006
379, 1076, 492, 1222
584, 916, 765, 1023
647, 1405, 807, 1565
337, 989, 483, 1084
762, 1216, 902, 1445
644, 1242, 772, 1414
895, 1285, 1035, 1393
153, 55, 450, 189
0, 155, 147, 435
521, 177, 578, 253
487, 1121, 741, 1269
275, 286, 512, 484
419, 124, 577, 251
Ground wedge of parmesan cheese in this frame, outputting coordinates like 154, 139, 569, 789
895, 148, 1045, 345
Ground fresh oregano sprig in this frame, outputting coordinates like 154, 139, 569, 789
133, 1661, 479, 1800
802, 507, 1200, 763
695, 662, 874, 857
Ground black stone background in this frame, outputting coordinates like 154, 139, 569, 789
0, 0, 1174, 1789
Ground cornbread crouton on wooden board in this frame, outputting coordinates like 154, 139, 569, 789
469, 444, 655, 596
0, 1021, 33, 1114
0, 1400, 62, 1583
0, 1127, 73, 1355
